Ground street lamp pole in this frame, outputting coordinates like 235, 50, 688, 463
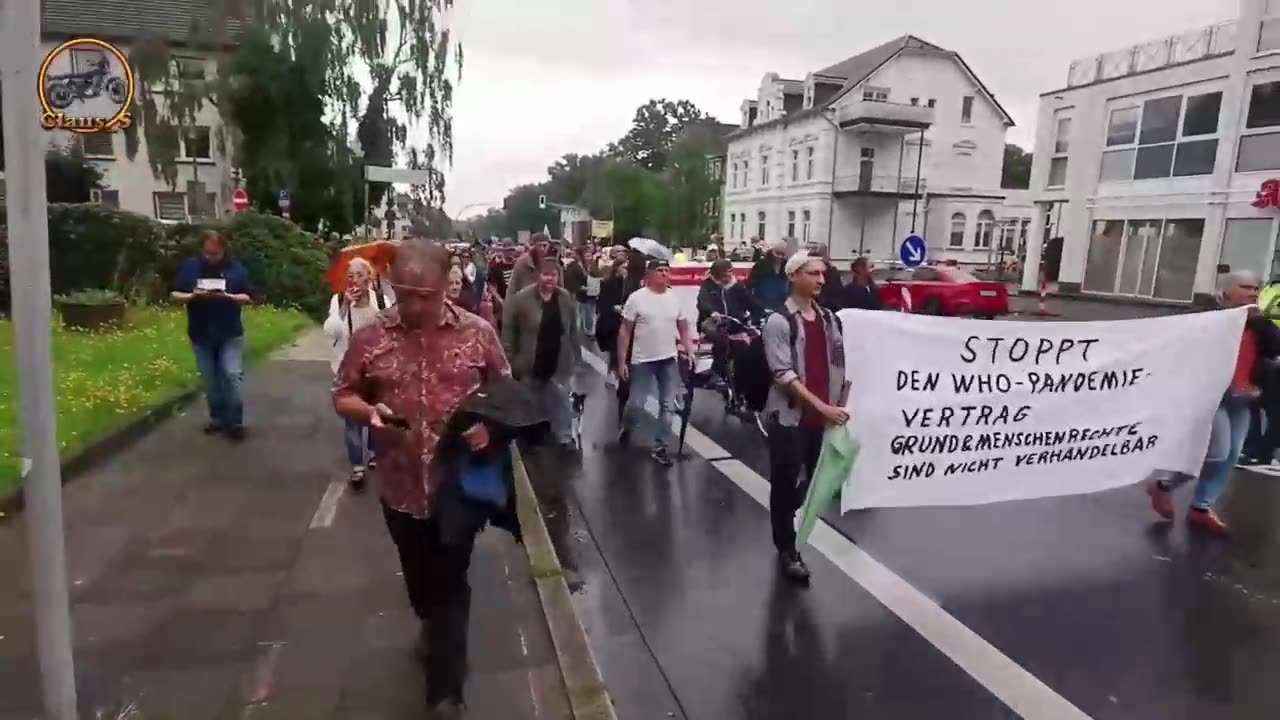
0, 1, 79, 718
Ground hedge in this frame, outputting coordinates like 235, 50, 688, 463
0, 206, 332, 319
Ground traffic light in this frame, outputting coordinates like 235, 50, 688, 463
538, 195, 546, 209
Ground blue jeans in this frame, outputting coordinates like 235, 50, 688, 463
623, 358, 678, 449
526, 378, 573, 444
192, 336, 245, 428
579, 300, 596, 336
344, 418, 368, 468
1167, 397, 1252, 509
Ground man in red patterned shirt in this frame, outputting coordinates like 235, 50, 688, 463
333, 239, 511, 718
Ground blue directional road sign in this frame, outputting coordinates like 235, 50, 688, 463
899, 234, 926, 268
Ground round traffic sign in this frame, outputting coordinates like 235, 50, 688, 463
899, 234, 927, 268
232, 188, 249, 212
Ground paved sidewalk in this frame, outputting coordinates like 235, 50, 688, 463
0, 332, 570, 719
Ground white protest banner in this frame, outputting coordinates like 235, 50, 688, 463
837, 308, 1247, 510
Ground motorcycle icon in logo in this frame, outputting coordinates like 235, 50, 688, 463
44, 53, 128, 110
38, 38, 135, 133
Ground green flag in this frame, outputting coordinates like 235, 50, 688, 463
797, 425, 860, 546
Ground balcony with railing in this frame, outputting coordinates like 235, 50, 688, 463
1066, 21, 1236, 88
833, 171, 926, 197
835, 100, 934, 134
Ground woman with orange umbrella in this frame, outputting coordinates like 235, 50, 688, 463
323, 256, 395, 491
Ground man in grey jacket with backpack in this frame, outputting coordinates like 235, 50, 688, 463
762, 250, 850, 586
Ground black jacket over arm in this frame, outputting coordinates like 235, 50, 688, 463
434, 375, 550, 546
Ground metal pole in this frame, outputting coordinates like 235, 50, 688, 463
818, 109, 841, 249
1, 1, 79, 717
362, 164, 370, 242
891, 135, 904, 245
910, 128, 925, 233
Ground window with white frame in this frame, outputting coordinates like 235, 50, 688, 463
81, 132, 115, 158
975, 210, 995, 249
1103, 91, 1221, 181
729, 213, 736, 239
1239, 81, 1280, 172
863, 86, 889, 103
927, 98, 936, 109
787, 210, 796, 239
1054, 117, 1072, 154
741, 159, 749, 188
961, 96, 974, 124
806, 146, 815, 179
739, 213, 745, 240
182, 126, 213, 160
1082, 218, 1204, 301
731, 162, 738, 188
1260, 0, 1280, 52
761, 154, 769, 186
154, 192, 187, 221
802, 210, 811, 242
910, 97, 919, 106
757, 211, 766, 241
97, 189, 120, 209
1220, 218, 1275, 280
174, 56, 206, 81
791, 149, 799, 182
1047, 111, 1071, 188
949, 213, 966, 248
69, 48, 108, 74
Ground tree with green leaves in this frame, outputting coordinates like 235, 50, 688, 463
609, 99, 711, 171
339, 0, 460, 210
45, 143, 105, 204
654, 132, 720, 247
127, 0, 460, 225
220, 22, 364, 233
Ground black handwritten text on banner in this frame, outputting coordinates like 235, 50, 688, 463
836, 308, 1247, 510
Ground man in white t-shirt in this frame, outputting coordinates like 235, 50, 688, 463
616, 257, 692, 466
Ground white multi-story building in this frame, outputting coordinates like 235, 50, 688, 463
722, 35, 1030, 263
33, 0, 240, 222
1022, 0, 1280, 304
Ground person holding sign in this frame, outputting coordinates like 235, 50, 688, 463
762, 251, 850, 585
1147, 271, 1280, 535
172, 231, 254, 441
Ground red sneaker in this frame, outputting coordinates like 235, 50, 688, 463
1146, 482, 1174, 520
1187, 508, 1230, 536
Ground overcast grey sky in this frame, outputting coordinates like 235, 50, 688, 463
443, 0, 1236, 217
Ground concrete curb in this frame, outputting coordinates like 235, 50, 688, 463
511, 447, 618, 720
0, 326, 316, 521
0, 388, 200, 519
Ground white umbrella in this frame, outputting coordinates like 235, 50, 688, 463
627, 237, 673, 261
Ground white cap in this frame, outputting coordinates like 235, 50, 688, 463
785, 250, 821, 277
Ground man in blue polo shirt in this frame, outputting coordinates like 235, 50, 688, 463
172, 231, 254, 441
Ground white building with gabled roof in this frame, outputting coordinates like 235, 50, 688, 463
722, 35, 1032, 265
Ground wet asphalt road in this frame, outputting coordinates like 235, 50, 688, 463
522, 308, 1280, 719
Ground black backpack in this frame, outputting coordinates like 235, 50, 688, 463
735, 308, 843, 413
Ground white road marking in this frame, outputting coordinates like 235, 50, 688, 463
1237, 463, 1280, 476
308, 479, 346, 529
578, 349, 1092, 720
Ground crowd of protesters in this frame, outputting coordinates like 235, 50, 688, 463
163, 227, 1278, 718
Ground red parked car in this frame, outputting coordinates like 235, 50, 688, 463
875, 263, 1010, 318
